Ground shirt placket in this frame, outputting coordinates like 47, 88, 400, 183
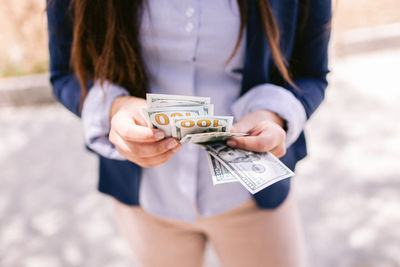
184, 2, 197, 62
175, 1, 201, 218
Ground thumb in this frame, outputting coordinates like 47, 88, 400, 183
135, 112, 150, 127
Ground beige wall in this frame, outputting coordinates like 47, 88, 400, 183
0, 0, 48, 77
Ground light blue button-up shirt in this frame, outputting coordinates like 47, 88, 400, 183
81, 0, 307, 222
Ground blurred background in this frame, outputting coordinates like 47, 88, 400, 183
0, 1, 399, 266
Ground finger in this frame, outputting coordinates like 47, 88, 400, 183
134, 111, 151, 127
231, 111, 271, 133
228, 124, 285, 152
227, 135, 275, 153
113, 115, 164, 142
137, 144, 182, 168
111, 132, 182, 166
126, 138, 180, 158
270, 144, 286, 158
109, 128, 132, 153
230, 119, 253, 133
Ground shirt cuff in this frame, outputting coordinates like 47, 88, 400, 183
81, 80, 129, 160
231, 84, 307, 148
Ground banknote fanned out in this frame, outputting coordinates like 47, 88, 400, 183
141, 106, 207, 137
171, 116, 233, 140
144, 93, 295, 193
203, 142, 295, 194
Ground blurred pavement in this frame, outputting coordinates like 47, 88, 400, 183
0, 48, 399, 267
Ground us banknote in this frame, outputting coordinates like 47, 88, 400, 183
171, 116, 233, 140
206, 153, 238, 185
147, 93, 210, 108
141, 106, 206, 137
181, 132, 248, 144
204, 142, 295, 194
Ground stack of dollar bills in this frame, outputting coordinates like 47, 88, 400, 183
142, 93, 295, 194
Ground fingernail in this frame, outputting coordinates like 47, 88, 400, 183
172, 145, 181, 153
227, 140, 237, 147
154, 132, 164, 140
167, 140, 177, 150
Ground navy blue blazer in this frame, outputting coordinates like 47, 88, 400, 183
47, 0, 331, 208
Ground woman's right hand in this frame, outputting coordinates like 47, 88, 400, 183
109, 95, 182, 167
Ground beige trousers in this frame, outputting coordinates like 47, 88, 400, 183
112, 190, 306, 267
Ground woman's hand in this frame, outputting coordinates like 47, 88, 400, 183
109, 96, 182, 167
227, 110, 287, 158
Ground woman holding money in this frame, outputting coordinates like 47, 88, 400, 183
47, 0, 331, 266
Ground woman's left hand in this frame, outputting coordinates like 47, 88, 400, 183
227, 110, 287, 158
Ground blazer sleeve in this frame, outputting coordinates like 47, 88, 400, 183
46, 0, 88, 117
286, 0, 332, 119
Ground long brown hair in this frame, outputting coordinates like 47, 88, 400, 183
71, 0, 294, 111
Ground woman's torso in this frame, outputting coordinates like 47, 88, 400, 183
139, 0, 251, 222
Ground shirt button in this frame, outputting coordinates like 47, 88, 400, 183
185, 22, 194, 33
186, 6, 195, 17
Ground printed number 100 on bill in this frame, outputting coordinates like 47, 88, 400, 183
171, 116, 233, 139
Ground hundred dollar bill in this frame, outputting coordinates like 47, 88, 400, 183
199, 104, 214, 116
206, 153, 238, 185
204, 142, 295, 194
147, 93, 210, 108
171, 116, 233, 140
141, 106, 205, 137
181, 132, 248, 144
